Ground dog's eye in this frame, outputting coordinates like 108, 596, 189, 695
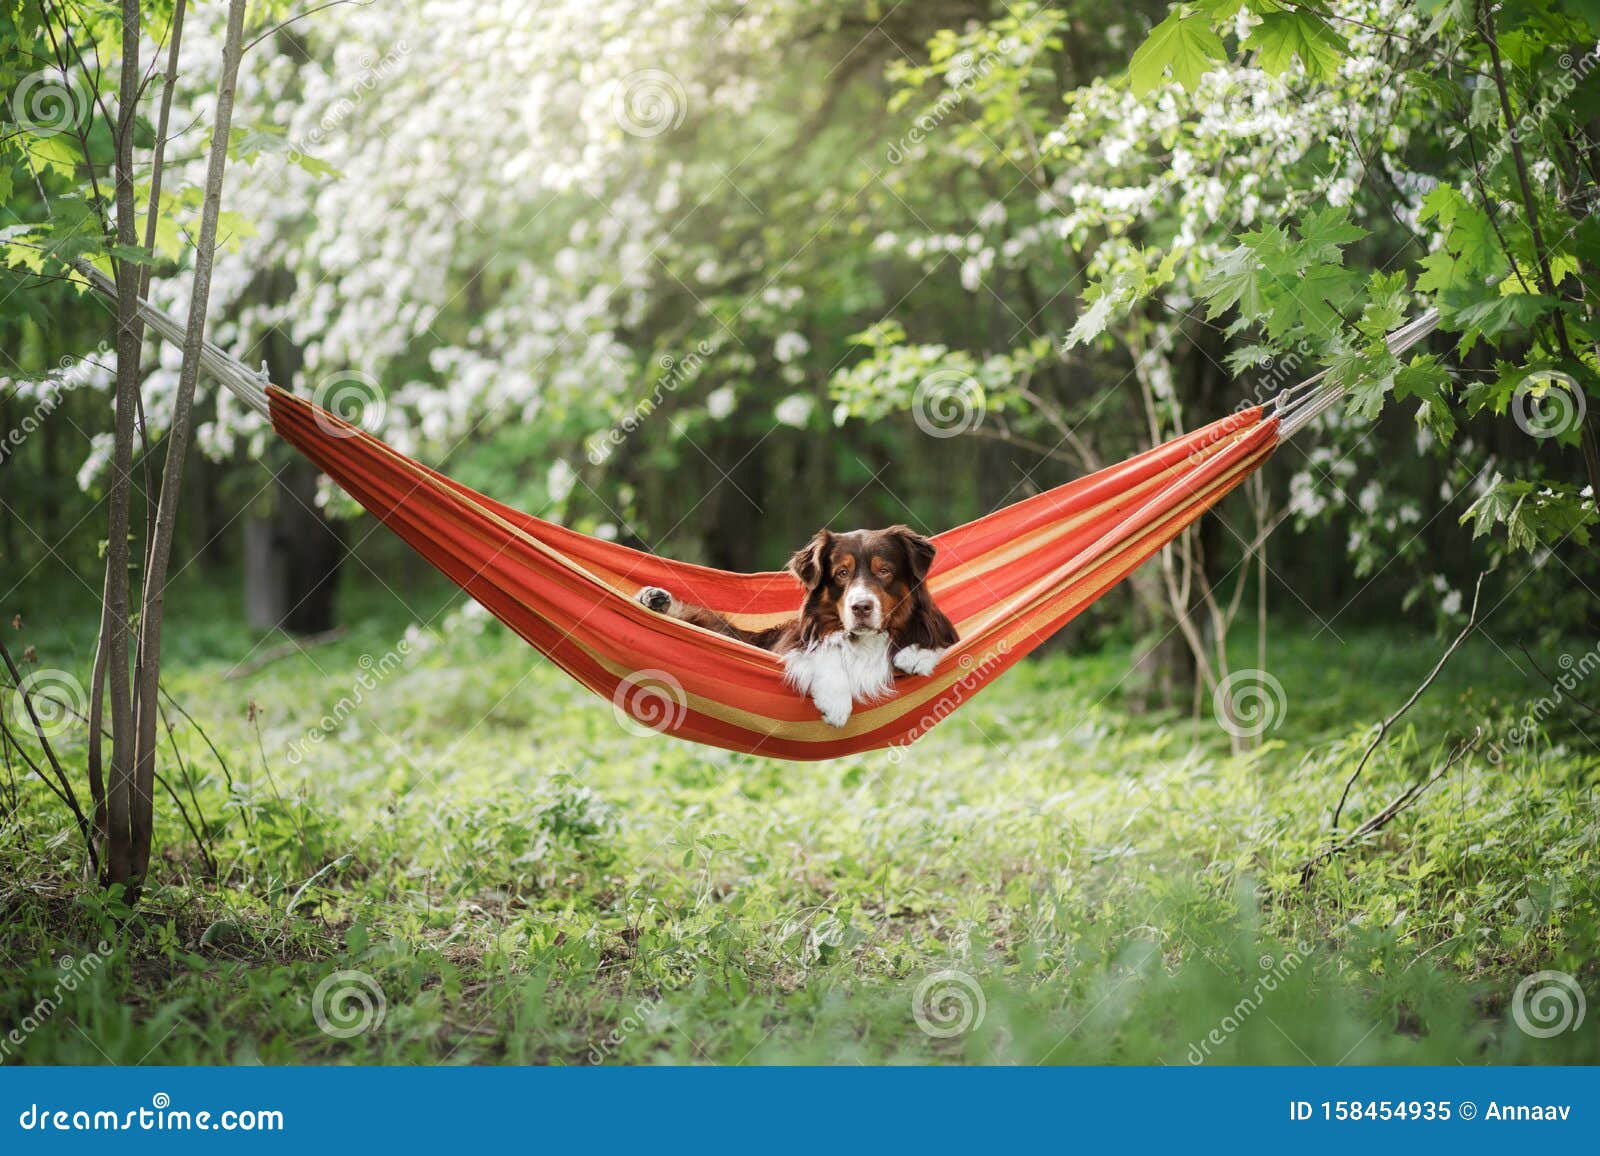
833, 567, 849, 582
875, 566, 893, 580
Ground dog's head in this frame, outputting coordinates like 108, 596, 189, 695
787, 525, 953, 645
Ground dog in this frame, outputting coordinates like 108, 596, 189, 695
635, 526, 959, 727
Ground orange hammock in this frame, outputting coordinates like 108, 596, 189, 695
269, 388, 1280, 760
101, 267, 1437, 760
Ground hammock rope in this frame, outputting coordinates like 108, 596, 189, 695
82, 262, 1438, 760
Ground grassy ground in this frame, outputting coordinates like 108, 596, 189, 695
2, 576, 1598, 1065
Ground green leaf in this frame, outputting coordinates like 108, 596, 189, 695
1394, 354, 1457, 442
1414, 247, 1475, 296
1063, 272, 1136, 349
1462, 479, 1595, 552
1333, 349, 1395, 419
106, 243, 155, 265
1129, 7, 1226, 94
1460, 478, 1514, 541
1355, 271, 1410, 340
1224, 343, 1282, 373
0, 228, 48, 274
1567, 0, 1600, 34
1393, 353, 1451, 404
1447, 293, 1556, 346
1418, 0, 1475, 39
1269, 262, 1360, 338
1468, 78, 1500, 130
290, 151, 343, 179
1243, 10, 1349, 81
1421, 187, 1501, 272
22, 132, 79, 178
1200, 243, 1268, 320
1462, 360, 1525, 417
215, 210, 259, 252
1194, 0, 1248, 18
1297, 205, 1367, 263
136, 208, 184, 262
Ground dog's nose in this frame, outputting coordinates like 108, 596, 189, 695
850, 599, 875, 618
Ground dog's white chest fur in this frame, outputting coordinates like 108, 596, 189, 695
783, 632, 895, 728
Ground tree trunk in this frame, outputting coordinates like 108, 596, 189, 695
126, 0, 248, 889
241, 516, 284, 635
703, 430, 767, 571
275, 457, 344, 635
244, 463, 346, 636
1126, 566, 1195, 712
188, 453, 230, 571
100, 0, 144, 889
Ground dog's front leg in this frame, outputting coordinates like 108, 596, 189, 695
636, 586, 674, 612
893, 645, 946, 677
783, 648, 854, 727
811, 687, 853, 728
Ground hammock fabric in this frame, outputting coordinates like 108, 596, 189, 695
270, 388, 1277, 759
93, 264, 1437, 761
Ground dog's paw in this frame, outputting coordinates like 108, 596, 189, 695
636, 586, 673, 613
893, 645, 944, 677
814, 695, 853, 728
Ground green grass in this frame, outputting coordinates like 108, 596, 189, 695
2, 576, 1598, 1065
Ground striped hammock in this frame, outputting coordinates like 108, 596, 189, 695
102, 266, 1436, 760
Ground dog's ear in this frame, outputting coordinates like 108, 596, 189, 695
788, 530, 832, 590
887, 524, 937, 583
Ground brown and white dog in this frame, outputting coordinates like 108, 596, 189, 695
635, 526, 959, 727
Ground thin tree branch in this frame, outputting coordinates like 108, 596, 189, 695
139, 0, 187, 302
244, 0, 373, 54
224, 627, 346, 680
0, 636, 99, 875
1301, 730, 1482, 887
1331, 571, 1487, 833
1518, 643, 1600, 720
